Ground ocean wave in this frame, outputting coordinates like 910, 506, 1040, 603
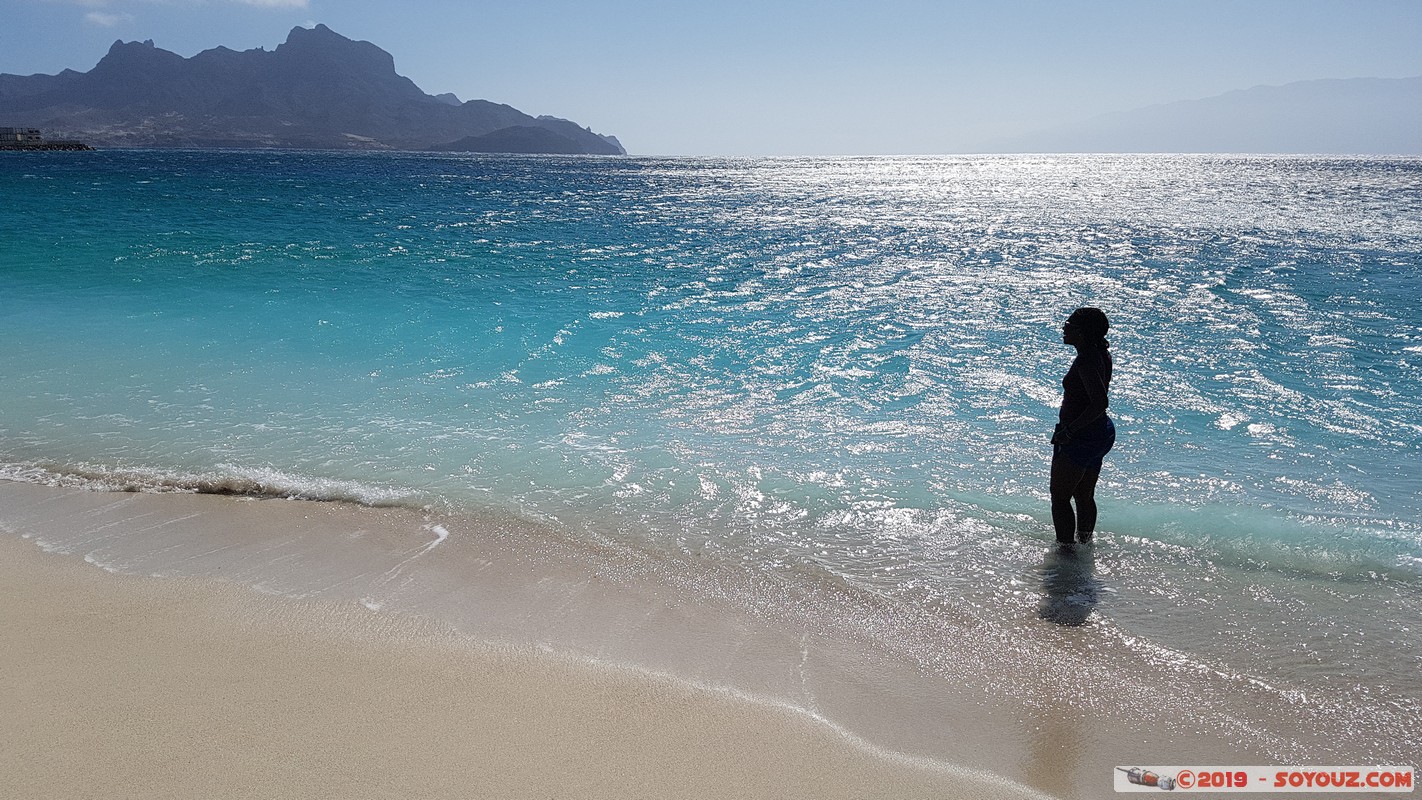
1102, 498, 1422, 581
0, 459, 425, 508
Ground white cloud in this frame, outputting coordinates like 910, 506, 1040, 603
53, 0, 310, 14
232, 0, 310, 8
84, 10, 133, 26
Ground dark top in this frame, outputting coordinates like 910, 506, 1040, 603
1059, 344, 1112, 429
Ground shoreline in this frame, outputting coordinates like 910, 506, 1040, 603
2, 478, 1376, 798
1, 478, 1073, 799
0, 527, 1051, 800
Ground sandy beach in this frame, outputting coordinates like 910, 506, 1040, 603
0, 492, 1053, 800
0, 477, 1322, 800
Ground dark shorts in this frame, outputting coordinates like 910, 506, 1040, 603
1057, 415, 1115, 471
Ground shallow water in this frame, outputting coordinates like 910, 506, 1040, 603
2, 150, 1419, 769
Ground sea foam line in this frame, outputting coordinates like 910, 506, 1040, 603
0, 459, 422, 509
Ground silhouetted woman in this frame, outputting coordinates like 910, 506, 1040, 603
1050, 307, 1114, 545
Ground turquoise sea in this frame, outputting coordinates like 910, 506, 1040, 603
2, 150, 1419, 771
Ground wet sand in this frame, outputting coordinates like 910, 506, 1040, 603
0, 505, 1051, 800
2, 478, 1309, 799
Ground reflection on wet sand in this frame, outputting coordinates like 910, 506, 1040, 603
1038, 544, 1101, 627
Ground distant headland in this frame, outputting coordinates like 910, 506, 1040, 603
0, 25, 625, 155
1, 127, 92, 151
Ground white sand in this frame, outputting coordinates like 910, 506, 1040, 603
0, 532, 1051, 800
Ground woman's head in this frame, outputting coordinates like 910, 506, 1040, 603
1065, 307, 1109, 344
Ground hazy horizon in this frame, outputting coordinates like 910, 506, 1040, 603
3, 0, 1420, 156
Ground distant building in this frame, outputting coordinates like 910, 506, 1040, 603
0, 127, 92, 150
1, 127, 44, 144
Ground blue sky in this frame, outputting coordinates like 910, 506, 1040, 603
3, 0, 1421, 155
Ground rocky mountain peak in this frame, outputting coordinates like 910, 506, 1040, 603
0, 26, 626, 154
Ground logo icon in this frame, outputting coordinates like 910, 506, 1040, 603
1118, 767, 1177, 790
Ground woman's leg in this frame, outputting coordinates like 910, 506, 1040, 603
1050, 450, 1085, 543
1072, 466, 1102, 540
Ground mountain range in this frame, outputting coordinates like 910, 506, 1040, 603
4, 24, 1415, 156
0, 24, 624, 155
1000, 76, 1422, 154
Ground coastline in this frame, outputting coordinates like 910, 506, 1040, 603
0, 483, 1053, 800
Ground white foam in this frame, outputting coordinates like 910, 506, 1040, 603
0, 459, 420, 509
422, 524, 450, 551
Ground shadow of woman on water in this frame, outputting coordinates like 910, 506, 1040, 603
1037, 545, 1103, 626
